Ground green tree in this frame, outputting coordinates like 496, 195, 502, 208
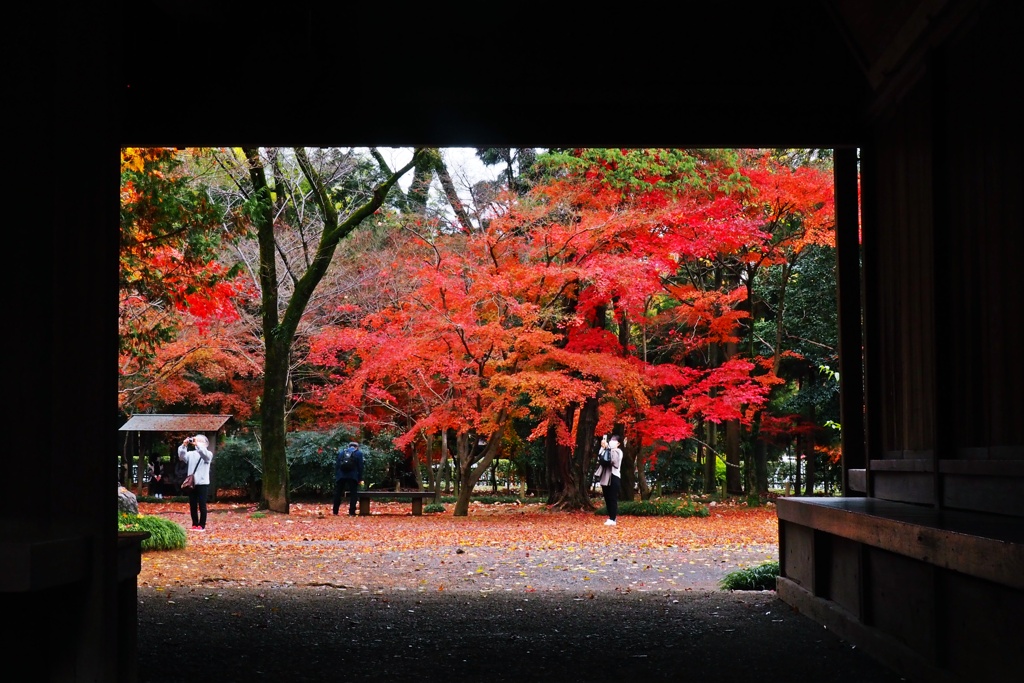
238, 147, 430, 512
754, 244, 841, 493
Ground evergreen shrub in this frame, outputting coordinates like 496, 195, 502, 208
595, 498, 711, 518
215, 427, 394, 499
118, 512, 187, 551
719, 561, 779, 591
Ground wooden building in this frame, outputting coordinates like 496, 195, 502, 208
4, 1, 1020, 680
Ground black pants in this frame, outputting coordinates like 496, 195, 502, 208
602, 475, 620, 520
189, 484, 209, 528
333, 478, 359, 515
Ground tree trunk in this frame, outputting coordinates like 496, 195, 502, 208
524, 464, 537, 497
794, 437, 803, 496
725, 418, 743, 496
120, 432, 132, 488
744, 411, 768, 502
703, 336, 721, 496
754, 436, 768, 498
245, 148, 289, 512
612, 298, 636, 503
261, 335, 291, 512
413, 441, 424, 491
724, 337, 743, 496
440, 430, 451, 494
422, 432, 435, 492
450, 428, 460, 498
405, 161, 433, 218
619, 439, 637, 502
804, 404, 817, 495
452, 429, 503, 516
133, 432, 144, 497
703, 420, 718, 494
550, 398, 599, 510
635, 447, 652, 500
435, 159, 473, 231
544, 408, 573, 504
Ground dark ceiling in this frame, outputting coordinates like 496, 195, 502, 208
118, 1, 975, 148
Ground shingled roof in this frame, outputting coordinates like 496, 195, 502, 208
119, 414, 232, 433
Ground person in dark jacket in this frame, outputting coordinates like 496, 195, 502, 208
333, 441, 365, 516
147, 455, 164, 499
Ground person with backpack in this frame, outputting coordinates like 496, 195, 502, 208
333, 441, 365, 516
595, 434, 623, 526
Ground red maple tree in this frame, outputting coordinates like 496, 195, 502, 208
307, 149, 782, 513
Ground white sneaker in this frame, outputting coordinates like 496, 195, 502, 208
604, 519, 616, 526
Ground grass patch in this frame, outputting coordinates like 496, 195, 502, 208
118, 512, 187, 551
719, 561, 779, 591
595, 497, 711, 518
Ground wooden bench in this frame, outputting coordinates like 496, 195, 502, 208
344, 490, 438, 516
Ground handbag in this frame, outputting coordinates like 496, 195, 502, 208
180, 456, 201, 492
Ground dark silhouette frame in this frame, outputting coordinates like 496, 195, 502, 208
5, 2, 1020, 681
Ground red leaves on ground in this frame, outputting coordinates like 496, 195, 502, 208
137, 499, 779, 594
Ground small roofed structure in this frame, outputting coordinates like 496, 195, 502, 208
119, 414, 232, 496
120, 414, 232, 434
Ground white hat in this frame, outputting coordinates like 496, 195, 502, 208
193, 434, 209, 448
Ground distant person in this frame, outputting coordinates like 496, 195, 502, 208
596, 435, 623, 526
177, 434, 214, 530
147, 455, 164, 499
333, 441, 365, 516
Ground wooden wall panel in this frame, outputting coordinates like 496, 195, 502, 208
939, 571, 1024, 681
939, 5, 1024, 452
864, 547, 936, 660
942, 475, 1024, 516
872, 472, 934, 504
868, 79, 937, 456
779, 521, 815, 591
825, 535, 862, 618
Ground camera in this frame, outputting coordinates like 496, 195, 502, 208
185, 437, 195, 446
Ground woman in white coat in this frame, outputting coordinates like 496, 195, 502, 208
177, 434, 214, 530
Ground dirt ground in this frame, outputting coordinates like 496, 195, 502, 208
134, 499, 908, 683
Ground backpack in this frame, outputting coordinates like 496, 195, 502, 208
337, 447, 357, 473
598, 447, 612, 467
